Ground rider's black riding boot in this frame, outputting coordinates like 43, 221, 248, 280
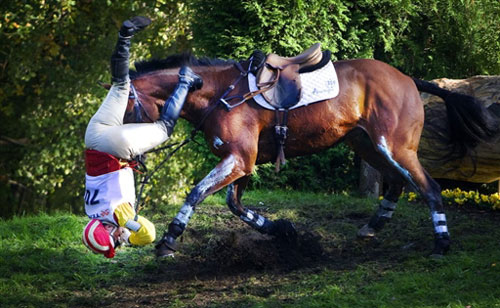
110, 16, 151, 84
159, 66, 203, 135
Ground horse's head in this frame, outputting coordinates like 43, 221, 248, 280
122, 54, 241, 125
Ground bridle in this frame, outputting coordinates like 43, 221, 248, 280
129, 83, 155, 123
217, 57, 280, 112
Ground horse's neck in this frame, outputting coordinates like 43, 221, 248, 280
182, 65, 240, 124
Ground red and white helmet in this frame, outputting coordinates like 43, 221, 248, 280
82, 219, 115, 258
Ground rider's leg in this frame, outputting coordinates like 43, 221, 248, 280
159, 66, 203, 136
85, 17, 151, 151
111, 16, 151, 85
87, 67, 202, 159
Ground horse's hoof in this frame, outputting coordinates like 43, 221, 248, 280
357, 224, 376, 238
156, 245, 176, 258
155, 236, 177, 258
273, 219, 298, 243
430, 237, 450, 257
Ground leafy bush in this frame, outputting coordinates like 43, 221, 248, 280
250, 144, 359, 192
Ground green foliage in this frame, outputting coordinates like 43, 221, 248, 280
250, 144, 359, 192
380, 0, 500, 78
188, 0, 351, 58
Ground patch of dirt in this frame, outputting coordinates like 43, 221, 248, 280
171, 224, 326, 278
80, 202, 500, 308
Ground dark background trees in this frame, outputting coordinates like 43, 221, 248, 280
1, 0, 499, 217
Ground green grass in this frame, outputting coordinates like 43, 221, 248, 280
1, 189, 500, 307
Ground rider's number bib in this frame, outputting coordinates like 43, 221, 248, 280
84, 168, 136, 223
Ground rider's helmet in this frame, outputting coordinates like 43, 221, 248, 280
82, 219, 115, 258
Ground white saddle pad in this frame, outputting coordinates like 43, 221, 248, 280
248, 60, 339, 110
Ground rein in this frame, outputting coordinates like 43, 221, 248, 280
130, 83, 154, 123
133, 137, 191, 217
218, 58, 280, 112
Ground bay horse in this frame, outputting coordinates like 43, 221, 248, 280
124, 51, 499, 258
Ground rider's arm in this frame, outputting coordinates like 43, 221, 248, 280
113, 202, 156, 246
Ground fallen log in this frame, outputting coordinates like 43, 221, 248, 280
418, 76, 500, 183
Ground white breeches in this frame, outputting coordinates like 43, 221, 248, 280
84, 82, 169, 160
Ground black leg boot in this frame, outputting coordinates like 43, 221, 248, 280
110, 16, 151, 84
155, 221, 184, 258
159, 66, 203, 135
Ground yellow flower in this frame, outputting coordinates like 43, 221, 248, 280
491, 194, 499, 203
441, 189, 453, 198
408, 192, 417, 202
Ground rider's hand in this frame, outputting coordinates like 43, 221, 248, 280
118, 227, 131, 245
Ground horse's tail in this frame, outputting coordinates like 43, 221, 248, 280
411, 77, 499, 159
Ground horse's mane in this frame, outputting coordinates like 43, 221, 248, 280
130, 53, 237, 79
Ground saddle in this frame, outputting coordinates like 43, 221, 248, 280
253, 43, 324, 109
249, 43, 331, 171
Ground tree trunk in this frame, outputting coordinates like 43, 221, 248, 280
359, 160, 382, 198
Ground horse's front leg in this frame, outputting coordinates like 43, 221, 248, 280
155, 154, 245, 257
227, 176, 297, 239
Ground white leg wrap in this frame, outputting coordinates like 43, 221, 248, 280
176, 204, 194, 226
431, 211, 449, 234
241, 209, 265, 228
378, 199, 397, 218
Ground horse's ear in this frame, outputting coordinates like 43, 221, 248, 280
98, 81, 111, 90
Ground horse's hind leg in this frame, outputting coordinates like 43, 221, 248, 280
226, 176, 297, 240
346, 129, 406, 238
363, 146, 450, 255
358, 181, 404, 237
348, 129, 450, 255
390, 150, 450, 255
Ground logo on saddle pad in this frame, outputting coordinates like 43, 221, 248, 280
248, 60, 339, 110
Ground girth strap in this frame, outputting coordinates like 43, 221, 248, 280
274, 109, 289, 172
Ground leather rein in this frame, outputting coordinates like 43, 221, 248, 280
217, 57, 280, 112
129, 83, 155, 123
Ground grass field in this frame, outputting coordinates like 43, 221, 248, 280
1, 189, 500, 308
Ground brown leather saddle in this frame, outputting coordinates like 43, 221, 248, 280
249, 44, 332, 171
253, 43, 324, 109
